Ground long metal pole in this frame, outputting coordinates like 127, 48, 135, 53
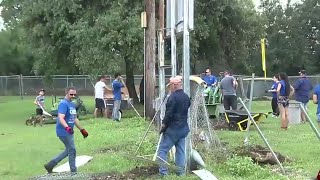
159, 0, 165, 103
239, 97, 285, 174
170, 0, 177, 76
244, 73, 255, 146
300, 104, 320, 140
183, 0, 192, 172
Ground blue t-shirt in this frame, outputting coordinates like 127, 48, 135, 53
294, 77, 313, 103
202, 75, 217, 86
56, 98, 77, 137
279, 80, 287, 96
271, 82, 279, 98
313, 85, 320, 114
112, 80, 124, 100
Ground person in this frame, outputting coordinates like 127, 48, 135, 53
267, 74, 280, 117
34, 89, 45, 117
157, 76, 190, 176
220, 70, 238, 110
202, 68, 217, 87
277, 72, 294, 130
94, 75, 112, 118
312, 83, 320, 127
201, 68, 217, 96
44, 87, 89, 173
293, 70, 313, 123
112, 73, 125, 121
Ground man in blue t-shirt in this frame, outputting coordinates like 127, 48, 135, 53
293, 70, 313, 123
112, 73, 125, 121
313, 84, 320, 127
201, 68, 217, 96
44, 87, 89, 173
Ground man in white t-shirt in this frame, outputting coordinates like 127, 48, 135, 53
94, 75, 111, 118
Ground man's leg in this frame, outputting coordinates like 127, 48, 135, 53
112, 100, 121, 121
94, 98, 99, 118
223, 96, 230, 110
231, 95, 238, 110
174, 137, 186, 176
157, 134, 175, 176
65, 135, 77, 172
317, 114, 320, 128
301, 103, 307, 123
44, 136, 69, 172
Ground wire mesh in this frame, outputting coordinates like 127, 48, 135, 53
189, 85, 221, 150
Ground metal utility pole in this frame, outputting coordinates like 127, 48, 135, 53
158, 0, 165, 102
170, 0, 177, 76
144, 0, 156, 119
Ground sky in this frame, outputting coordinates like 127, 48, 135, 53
0, 0, 302, 31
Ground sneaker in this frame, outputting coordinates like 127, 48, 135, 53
44, 164, 53, 173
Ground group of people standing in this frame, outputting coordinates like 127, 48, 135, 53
93, 73, 125, 121
268, 70, 320, 129
201, 68, 238, 110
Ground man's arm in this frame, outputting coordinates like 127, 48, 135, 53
289, 85, 295, 98
120, 77, 126, 87
313, 94, 318, 104
74, 118, 84, 130
162, 97, 176, 127
58, 113, 69, 128
233, 77, 238, 89
313, 87, 319, 104
58, 103, 68, 128
34, 96, 39, 105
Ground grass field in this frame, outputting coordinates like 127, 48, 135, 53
0, 96, 319, 180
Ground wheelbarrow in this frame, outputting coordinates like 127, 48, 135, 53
224, 110, 269, 131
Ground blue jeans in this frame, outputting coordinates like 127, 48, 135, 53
47, 135, 77, 172
112, 100, 121, 120
157, 134, 186, 176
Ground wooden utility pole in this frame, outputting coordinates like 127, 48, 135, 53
144, 0, 156, 119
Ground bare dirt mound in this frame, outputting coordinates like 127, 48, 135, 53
91, 166, 158, 180
235, 145, 288, 165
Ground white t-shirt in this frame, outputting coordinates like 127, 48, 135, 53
94, 81, 106, 99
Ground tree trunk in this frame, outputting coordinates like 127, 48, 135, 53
144, 0, 156, 119
124, 58, 139, 103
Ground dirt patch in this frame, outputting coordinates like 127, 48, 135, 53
234, 145, 289, 165
90, 166, 158, 180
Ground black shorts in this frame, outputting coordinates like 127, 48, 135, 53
36, 108, 43, 115
95, 98, 106, 109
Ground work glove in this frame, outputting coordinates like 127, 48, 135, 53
65, 127, 74, 134
80, 129, 89, 138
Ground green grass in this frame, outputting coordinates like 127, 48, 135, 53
0, 96, 319, 179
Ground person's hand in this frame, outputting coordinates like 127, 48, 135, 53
65, 127, 74, 134
159, 124, 166, 134
80, 129, 88, 138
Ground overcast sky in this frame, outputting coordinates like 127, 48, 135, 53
0, 0, 302, 31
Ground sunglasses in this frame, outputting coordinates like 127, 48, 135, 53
69, 94, 77, 96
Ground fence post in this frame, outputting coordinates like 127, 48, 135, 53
20, 74, 24, 100
67, 75, 69, 87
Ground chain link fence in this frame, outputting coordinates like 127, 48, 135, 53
0, 75, 144, 97
1, 74, 320, 98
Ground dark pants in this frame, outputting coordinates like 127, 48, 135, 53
223, 95, 237, 110
271, 97, 279, 116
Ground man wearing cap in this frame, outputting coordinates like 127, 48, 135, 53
34, 89, 45, 117
94, 75, 112, 118
220, 70, 238, 110
157, 76, 190, 177
293, 70, 313, 123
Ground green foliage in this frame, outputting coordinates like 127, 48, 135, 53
0, 29, 34, 75
226, 155, 262, 177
